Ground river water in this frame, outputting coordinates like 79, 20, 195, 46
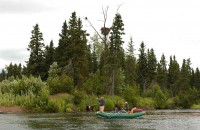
0, 109, 200, 130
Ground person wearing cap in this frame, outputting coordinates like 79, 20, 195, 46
124, 102, 129, 112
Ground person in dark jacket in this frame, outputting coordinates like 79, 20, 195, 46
98, 97, 105, 112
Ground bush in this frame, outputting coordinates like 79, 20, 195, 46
123, 84, 140, 104
134, 97, 155, 109
0, 80, 18, 94
82, 71, 102, 95
165, 98, 177, 109
47, 74, 74, 94
174, 88, 199, 109
14, 76, 45, 95
154, 84, 167, 109
73, 90, 84, 105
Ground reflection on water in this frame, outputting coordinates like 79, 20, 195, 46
0, 110, 200, 130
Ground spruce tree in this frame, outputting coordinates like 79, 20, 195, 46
68, 12, 89, 88
168, 55, 180, 96
137, 42, 148, 93
124, 37, 137, 85
44, 40, 55, 79
156, 54, 167, 91
107, 13, 125, 95
147, 48, 157, 83
26, 24, 46, 79
194, 68, 200, 90
54, 20, 69, 67
177, 59, 192, 92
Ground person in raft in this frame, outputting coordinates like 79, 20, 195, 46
124, 102, 129, 111
124, 102, 143, 114
98, 97, 105, 112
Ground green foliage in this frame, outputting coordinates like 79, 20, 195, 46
14, 76, 45, 95
47, 74, 74, 94
123, 84, 140, 104
73, 90, 84, 105
174, 88, 199, 108
124, 37, 137, 85
154, 84, 167, 109
102, 95, 125, 111
134, 97, 155, 109
82, 71, 103, 95
6, 63, 22, 79
165, 98, 177, 109
0, 79, 17, 93
27, 23, 46, 80
137, 42, 148, 93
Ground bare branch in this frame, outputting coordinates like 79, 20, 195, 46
84, 17, 104, 41
117, 2, 125, 12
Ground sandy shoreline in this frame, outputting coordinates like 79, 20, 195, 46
0, 106, 25, 114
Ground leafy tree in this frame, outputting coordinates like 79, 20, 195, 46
90, 33, 104, 63
47, 62, 74, 94
26, 24, 46, 80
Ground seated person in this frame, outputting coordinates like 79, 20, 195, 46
124, 102, 129, 111
128, 107, 137, 114
115, 102, 122, 112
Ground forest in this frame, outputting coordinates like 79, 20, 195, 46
0, 11, 199, 113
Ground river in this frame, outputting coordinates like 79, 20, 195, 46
0, 109, 200, 130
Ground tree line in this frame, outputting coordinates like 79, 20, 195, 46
0, 11, 199, 108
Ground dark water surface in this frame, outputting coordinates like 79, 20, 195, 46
0, 109, 200, 130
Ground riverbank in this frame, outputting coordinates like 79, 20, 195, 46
0, 106, 25, 114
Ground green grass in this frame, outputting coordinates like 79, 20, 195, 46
191, 104, 200, 109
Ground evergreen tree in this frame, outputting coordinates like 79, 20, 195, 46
177, 59, 192, 92
168, 55, 180, 96
137, 42, 148, 93
26, 24, 46, 80
6, 63, 22, 79
44, 40, 55, 79
68, 12, 89, 88
54, 20, 69, 67
107, 13, 125, 95
147, 48, 157, 83
124, 37, 137, 85
156, 54, 168, 91
194, 68, 200, 90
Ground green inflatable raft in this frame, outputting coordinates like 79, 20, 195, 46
96, 111, 145, 119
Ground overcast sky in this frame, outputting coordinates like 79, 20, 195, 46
1, 0, 200, 70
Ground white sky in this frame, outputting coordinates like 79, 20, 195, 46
1, 0, 200, 69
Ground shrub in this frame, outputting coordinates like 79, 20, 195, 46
47, 74, 74, 94
134, 97, 155, 109
82, 71, 103, 95
123, 84, 140, 104
154, 84, 167, 109
0, 80, 18, 94
14, 76, 45, 95
73, 90, 84, 105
